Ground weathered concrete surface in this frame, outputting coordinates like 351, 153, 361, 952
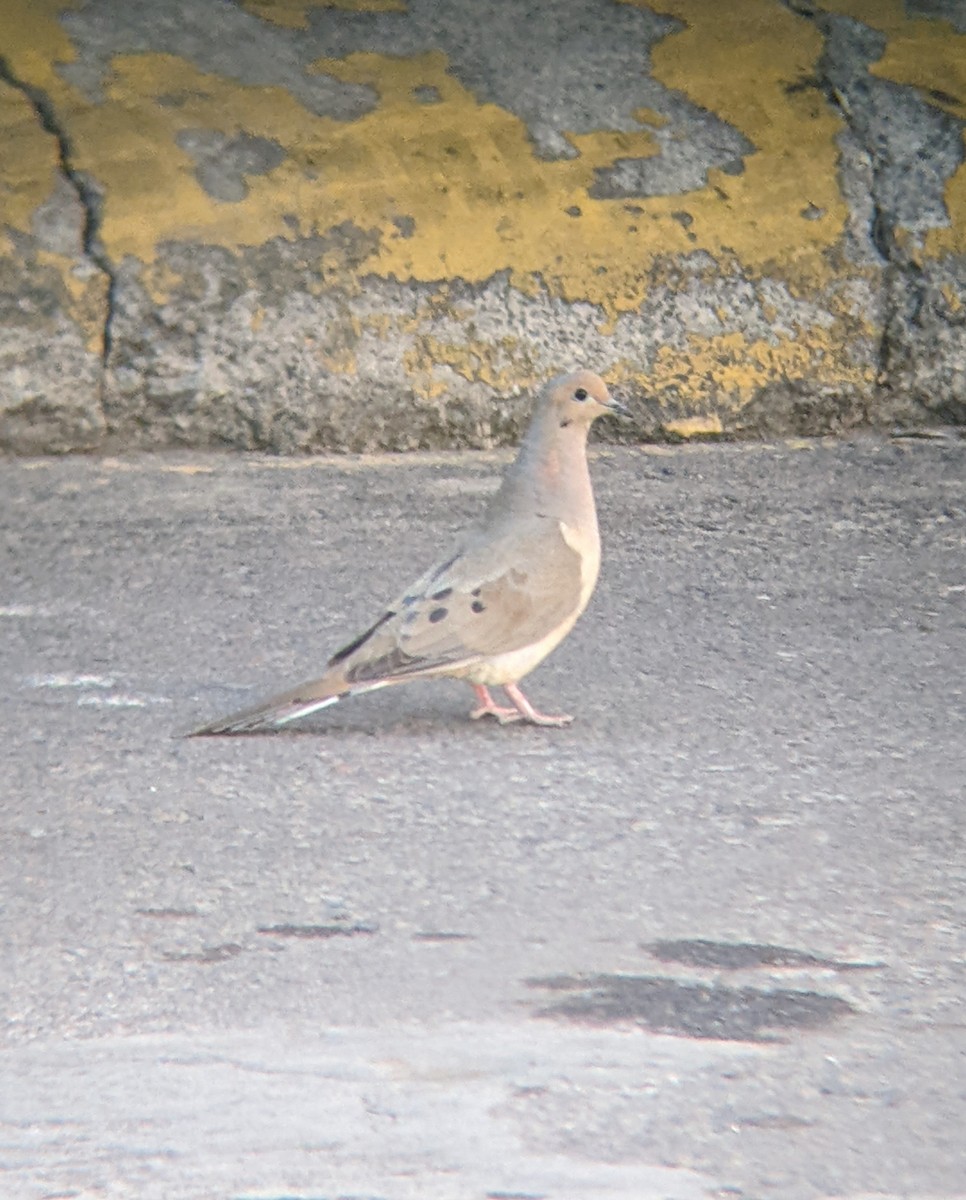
0, 0, 964, 451
1, 438, 965, 1196
0, 68, 108, 452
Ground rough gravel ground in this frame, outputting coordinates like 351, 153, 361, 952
1, 436, 964, 1199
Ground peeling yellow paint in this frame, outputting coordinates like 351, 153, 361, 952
240, 0, 310, 29
141, 257, 191, 306
313, 51, 670, 314
631, 327, 874, 415
824, 0, 966, 256
663, 414, 724, 438
632, 106, 668, 128
0, 79, 60, 237
622, 0, 851, 290
403, 332, 534, 400
6, 6, 861, 316
59, 55, 324, 271
0, 0, 77, 249
358, 310, 401, 341
316, 310, 361, 373
825, 0, 966, 118
6, 0, 961, 424
241, 0, 309, 28
317, 346, 358, 373
0, 0, 108, 345
941, 282, 963, 313
3, 0, 79, 92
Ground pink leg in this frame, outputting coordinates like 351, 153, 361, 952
469, 683, 523, 724
503, 682, 573, 727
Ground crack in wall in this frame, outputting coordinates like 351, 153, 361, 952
781, 2, 898, 396
782, 1, 966, 412
815, 75, 898, 392
0, 55, 116, 368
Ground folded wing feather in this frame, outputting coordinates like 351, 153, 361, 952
338, 521, 584, 684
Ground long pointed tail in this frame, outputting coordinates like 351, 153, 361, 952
187, 661, 393, 735
188, 698, 336, 736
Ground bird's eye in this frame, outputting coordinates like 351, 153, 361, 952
574, 388, 588, 401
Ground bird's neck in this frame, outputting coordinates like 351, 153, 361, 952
500, 410, 597, 530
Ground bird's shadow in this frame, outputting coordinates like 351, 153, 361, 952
180, 681, 573, 740
180, 715, 561, 740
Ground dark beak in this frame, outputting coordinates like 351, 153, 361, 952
603, 395, 630, 417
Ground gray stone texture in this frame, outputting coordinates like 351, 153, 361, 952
812, 9, 966, 423
0, 173, 106, 454
907, 0, 966, 34
174, 129, 287, 202
883, 259, 966, 422
818, 13, 964, 239
58, 0, 376, 119
100, 248, 888, 451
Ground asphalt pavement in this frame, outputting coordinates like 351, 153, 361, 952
1, 435, 965, 1199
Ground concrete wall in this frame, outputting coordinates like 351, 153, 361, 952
1, 0, 964, 453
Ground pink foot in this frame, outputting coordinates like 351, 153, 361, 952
503, 682, 573, 728
469, 684, 523, 724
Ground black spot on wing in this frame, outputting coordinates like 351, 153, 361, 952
471, 600, 485, 613
327, 610, 394, 666
431, 587, 453, 600
428, 607, 448, 623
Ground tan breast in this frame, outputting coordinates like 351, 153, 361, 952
559, 518, 601, 610
456, 519, 600, 686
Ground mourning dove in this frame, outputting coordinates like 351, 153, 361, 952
190, 369, 626, 734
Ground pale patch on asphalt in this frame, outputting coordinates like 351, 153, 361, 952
77, 693, 152, 708
24, 675, 171, 707
0, 1022, 728, 1200
27, 673, 116, 689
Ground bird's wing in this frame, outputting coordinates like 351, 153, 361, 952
332, 517, 585, 684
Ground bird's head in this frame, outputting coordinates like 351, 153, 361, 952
545, 369, 629, 428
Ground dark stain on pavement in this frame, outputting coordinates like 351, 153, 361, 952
735, 1112, 815, 1130
528, 973, 856, 1041
644, 938, 883, 972
256, 921, 378, 939
162, 942, 244, 964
